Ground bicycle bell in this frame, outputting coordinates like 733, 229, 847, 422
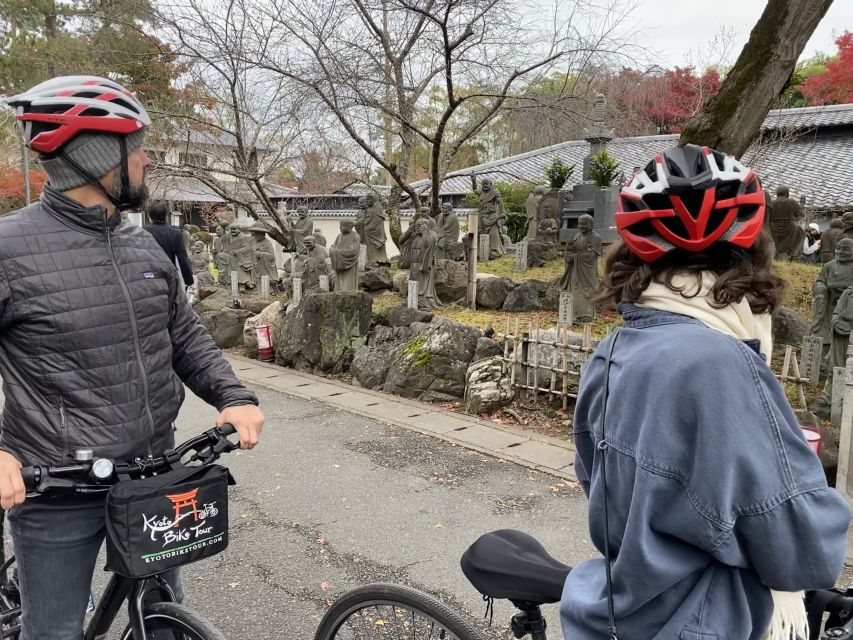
91, 458, 114, 480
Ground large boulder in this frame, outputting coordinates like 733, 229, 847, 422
502, 280, 548, 312
243, 302, 286, 359
473, 336, 503, 362
519, 327, 591, 389
276, 291, 373, 374
434, 259, 468, 303
772, 306, 809, 347
464, 356, 514, 414
242, 296, 274, 314
200, 308, 254, 349
543, 279, 562, 310
387, 305, 434, 328
193, 287, 231, 314
477, 277, 515, 310
383, 317, 480, 401
350, 325, 415, 389
360, 268, 394, 292
198, 285, 219, 301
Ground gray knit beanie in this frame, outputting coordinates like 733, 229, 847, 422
38, 129, 146, 192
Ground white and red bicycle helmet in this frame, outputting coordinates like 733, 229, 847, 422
6, 75, 150, 154
616, 144, 765, 263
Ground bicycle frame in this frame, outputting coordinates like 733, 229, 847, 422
84, 571, 178, 640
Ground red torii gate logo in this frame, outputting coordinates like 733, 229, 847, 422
165, 488, 200, 528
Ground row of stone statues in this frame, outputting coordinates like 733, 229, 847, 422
210, 220, 279, 291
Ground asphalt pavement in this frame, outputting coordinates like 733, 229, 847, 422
164, 384, 594, 640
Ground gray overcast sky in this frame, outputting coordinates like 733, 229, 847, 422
634, 0, 852, 67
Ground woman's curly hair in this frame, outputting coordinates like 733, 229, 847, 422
595, 229, 786, 315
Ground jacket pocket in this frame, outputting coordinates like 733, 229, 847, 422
680, 631, 718, 640
58, 396, 69, 458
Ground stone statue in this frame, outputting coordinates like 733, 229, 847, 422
313, 228, 328, 247
214, 219, 233, 287
296, 235, 331, 293
815, 243, 853, 417
250, 222, 279, 284
292, 206, 314, 253
190, 241, 213, 286
436, 202, 461, 260
821, 219, 844, 264
477, 179, 505, 260
525, 186, 546, 239
559, 214, 602, 323
356, 192, 388, 266
812, 238, 853, 369
769, 186, 804, 260
840, 212, 853, 243
399, 218, 441, 309
329, 220, 361, 292
228, 226, 257, 290
181, 224, 193, 255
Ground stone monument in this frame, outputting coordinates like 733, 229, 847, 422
558, 214, 601, 323
768, 186, 804, 260
213, 219, 233, 287
525, 185, 546, 240
356, 192, 388, 266
313, 228, 328, 248
477, 178, 505, 260
181, 224, 193, 255
399, 218, 441, 309
329, 220, 361, 292
250, 222, 279, 285
436, 202, 461, 260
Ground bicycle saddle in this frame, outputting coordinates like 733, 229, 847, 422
460, 529, 571, 605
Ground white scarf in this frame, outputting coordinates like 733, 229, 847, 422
636, 272, 808, 640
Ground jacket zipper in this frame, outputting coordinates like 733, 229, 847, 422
105, 226, 155, 455
59, 396, 69, 459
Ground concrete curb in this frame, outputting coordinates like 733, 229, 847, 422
227, 355, 576, 481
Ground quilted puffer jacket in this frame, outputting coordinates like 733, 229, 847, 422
0, 186, 258, 466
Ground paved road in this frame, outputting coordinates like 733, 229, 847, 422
164, 384, 594, 640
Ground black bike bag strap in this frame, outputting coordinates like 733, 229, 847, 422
105, 464, 233, 578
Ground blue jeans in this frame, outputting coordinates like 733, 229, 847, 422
8, 498, 183, 640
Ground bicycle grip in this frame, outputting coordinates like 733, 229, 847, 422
219, 423, 237, 437
20, 466, 37, 492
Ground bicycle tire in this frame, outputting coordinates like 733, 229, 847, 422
119, 602, 226, 640
315, 583, 485, 640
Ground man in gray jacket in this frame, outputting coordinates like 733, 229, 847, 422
3, 76, 264, 639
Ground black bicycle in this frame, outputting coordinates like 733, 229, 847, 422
316, 529, 853, 640
0, 424, 240, 640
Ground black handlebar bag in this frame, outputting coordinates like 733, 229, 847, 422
105, 463, 233, 578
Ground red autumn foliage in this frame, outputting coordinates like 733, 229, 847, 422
802, 31, 853, 105
0, 166, 48, 214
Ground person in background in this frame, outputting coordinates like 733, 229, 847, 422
801, 222, 821, 264
144, 202, 195, 287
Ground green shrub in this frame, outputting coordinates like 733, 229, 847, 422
589, 149, 620, 188
545, 157, 574, 189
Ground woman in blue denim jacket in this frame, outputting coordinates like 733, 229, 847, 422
561, 145, 851, 640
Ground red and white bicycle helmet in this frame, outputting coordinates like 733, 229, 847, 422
616, 144, 765, 263
6, 75, 150, 154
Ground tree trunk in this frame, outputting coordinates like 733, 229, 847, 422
679, 0, 834, 158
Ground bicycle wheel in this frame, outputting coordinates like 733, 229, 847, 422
119, 602, 226, 640
315, 583, 485, 640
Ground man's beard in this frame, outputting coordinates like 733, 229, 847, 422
111, 170, 149, 211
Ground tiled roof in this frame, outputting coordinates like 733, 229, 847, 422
147, 174, 295, 203
415, 104, 853, 210
761, 103, 853, 131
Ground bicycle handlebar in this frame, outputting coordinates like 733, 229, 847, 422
21, 423, 239, 496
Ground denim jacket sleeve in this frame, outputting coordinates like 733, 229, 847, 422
707, 348, 850, 590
